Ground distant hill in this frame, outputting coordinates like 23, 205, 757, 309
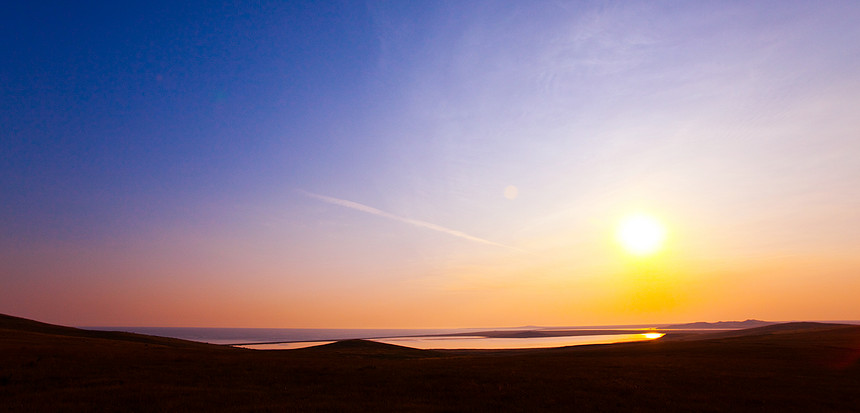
663, 321, 857, 343
664, 319, 773, 329
298, 339, 439, 358
708, 321, 852, 338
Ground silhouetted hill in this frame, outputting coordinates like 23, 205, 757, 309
668, 321, 854, 341
0, 313, 223, 349
664, 319, 773, 329
732, 321, 847, 334
659, 321, 859, 345
299, 339, 439, 358
2, 313, 859, 411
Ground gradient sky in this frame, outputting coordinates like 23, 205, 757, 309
3, 1, 859, 328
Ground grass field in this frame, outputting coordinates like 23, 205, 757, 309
2, 314, 859, 411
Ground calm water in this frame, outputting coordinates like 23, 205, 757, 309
86, 327, 486, 345
89, 321, 860, 350
377, 333, 663, 349
240, 333, 663, 350
87, 326, 664, 350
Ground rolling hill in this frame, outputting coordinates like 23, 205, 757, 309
1, 313, 858, 411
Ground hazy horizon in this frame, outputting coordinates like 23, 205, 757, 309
76, 318, 860, 330
3, 1, 860, 328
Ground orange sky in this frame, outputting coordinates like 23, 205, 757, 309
2, 1, 859, 328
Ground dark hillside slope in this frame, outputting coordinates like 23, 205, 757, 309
1, 315, 859, 412
0, 313, 224, 349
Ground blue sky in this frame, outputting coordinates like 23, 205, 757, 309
3, 1, 860, 327
3, 1, 377, 241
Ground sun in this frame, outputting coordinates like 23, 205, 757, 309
616, 213, 667, 256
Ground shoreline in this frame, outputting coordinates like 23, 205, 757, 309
3, 313, 859, 411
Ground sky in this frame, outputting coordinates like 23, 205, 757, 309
2, 0, 860, 328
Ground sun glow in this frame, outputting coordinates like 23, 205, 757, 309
616, 213, 667, 256
642, 332, 665, 340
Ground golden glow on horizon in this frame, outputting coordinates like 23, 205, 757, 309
616, 213, 667, 257
642, 332, 665, 339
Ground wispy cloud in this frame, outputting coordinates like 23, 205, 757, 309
300, 190, 527, 253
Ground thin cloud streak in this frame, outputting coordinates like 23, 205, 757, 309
300, 190, 528, 253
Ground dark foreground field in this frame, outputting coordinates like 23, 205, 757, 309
2, 314, 859, 412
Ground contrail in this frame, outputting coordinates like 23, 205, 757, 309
300, 190, 527, 253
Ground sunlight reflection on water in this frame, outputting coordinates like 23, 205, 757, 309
375, 333, 661, 349
238, 341, 336, 350
238, 333, 663, 350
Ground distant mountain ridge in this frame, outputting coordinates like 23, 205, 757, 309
664, 319, 773, 329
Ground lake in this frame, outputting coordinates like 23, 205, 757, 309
88, 326, 664, 350
239, 332, 664, 350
